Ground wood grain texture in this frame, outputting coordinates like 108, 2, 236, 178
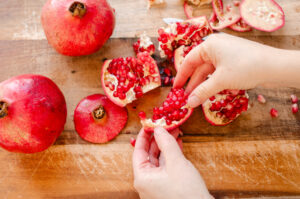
0, 0, 300, 198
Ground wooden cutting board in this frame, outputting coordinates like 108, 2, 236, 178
0, 0, 299, 198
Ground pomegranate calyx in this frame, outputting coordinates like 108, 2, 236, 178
69, 1, 87, 18
92, 105, 106, 120
0, 101, 8, 118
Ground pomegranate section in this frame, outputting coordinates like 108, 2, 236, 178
74, 94, 127, 143
133, 32, 155, 56
101, 52, 161, 107
140, 88, 193, 132
157, 16, 213, 59
202, 90, 249, 126
0, 74, 67, 153
240, 0, 285, 32
41, 0, 115, 56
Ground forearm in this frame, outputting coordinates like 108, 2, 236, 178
260, 48, 300, 89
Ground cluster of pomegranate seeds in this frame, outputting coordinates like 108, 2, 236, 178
104, 52, 159, 100
161, 68, 174, 86
291, 94, 298, 114
133, 33, 155, 56
157, 18, 211, 59
150, 88, 189, 125
182, 40, 203, 57
208, 90, 248, 121
270, 108, 278, 118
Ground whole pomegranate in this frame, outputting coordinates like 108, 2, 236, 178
0, 75, 67, 153
41, 0, 115, 56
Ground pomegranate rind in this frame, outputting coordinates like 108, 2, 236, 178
184, 2, 194, 19
174, 46, 185, 72
229, 19, 252, 32
202, 92, 249, 126
240, 0, 285, 32
141, 108, 193, 132
0, 74, 67, 153
74, 94, 127, 143
210, 0, 241, 30
101, 54, 161, 107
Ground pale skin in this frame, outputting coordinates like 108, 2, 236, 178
133, 34, 300, 199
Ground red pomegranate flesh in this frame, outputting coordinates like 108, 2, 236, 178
0, 74, 67, 153
157, 16, 213, 59
74, 94, 127, 143
41, 0, 115, 56
202, 90, 249, 126
133, 32, 155, 56
101, 52, 161, 107
139, 88, 193, 132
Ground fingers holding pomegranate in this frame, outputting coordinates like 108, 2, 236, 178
41, 0, 115, 56
0, 75, 67, 153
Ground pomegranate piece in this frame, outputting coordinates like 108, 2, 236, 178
157, 16, 213, 59
0, 75, 67, 153
74, 94, 127, 143
133, 32, 155, 56
41, 0, 115, 56
184, 2, 194, 19
101, 52, 161, 107
291, 94, 298, 104
270, 108, 278, 118
202, 90, 249, 126
240, 0, 285, 32
229, 19, 252, 32
130, 137, 136, 147
210, 0, 241, 30
292, 104, 298, 114
257, 94, 266, 104
148, 0, 165, 9
140, 88, 193, 132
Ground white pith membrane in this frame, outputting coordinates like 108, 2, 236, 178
240, 0, 284, 32
186, 0, 212, 7
229, 19, 252, 32
148, 0, 165, 9
102, 53, 161, 106
133, 32, 155, 55
202, 91, 249, 125
140, 88, 192, 130
210, 0, 241, 30
158, 16, 213, 59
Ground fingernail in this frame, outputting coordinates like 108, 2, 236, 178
188, 95, 199, 108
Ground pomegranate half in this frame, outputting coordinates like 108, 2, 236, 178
139, 88, 193, 132
41, 0, 115, 56
0, 75, 67, 153
157, 16, 213, 59
101, 52, 161, 107
74, 94, 127, 143
202, 90, 249, 126
240, 0, 285, 32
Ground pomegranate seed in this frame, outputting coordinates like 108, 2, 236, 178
233, 1, 240, 6
130, 137, 136, 147
164, 77, 170, 85
257, 94, 266, 104
164, 68, 172, 76
139, 111, 146, 120
270, 108, 278, 118
209, 96, 216, 101
292, 104, 298, 114
291, 94, 298, 104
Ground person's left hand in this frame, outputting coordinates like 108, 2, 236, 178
132, 127, 213, 199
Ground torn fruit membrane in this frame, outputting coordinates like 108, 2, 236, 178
157, 16, 213, 59
140, 88, 193, 132
133, 32, 155, 56
202, 89, 249, 126
101, 52, 161, 107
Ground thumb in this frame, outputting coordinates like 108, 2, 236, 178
188, 70, 224, 108
154, 127, 183, 164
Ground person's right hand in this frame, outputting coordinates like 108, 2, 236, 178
174, 33, 286, 108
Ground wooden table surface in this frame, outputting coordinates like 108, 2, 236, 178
0, 0, 300, 198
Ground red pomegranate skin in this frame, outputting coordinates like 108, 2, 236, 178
41, 0, 115, 56
0, 75, 67, 153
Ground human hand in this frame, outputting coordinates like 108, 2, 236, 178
174, 33, 285, 108
132, 127, 212, 199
